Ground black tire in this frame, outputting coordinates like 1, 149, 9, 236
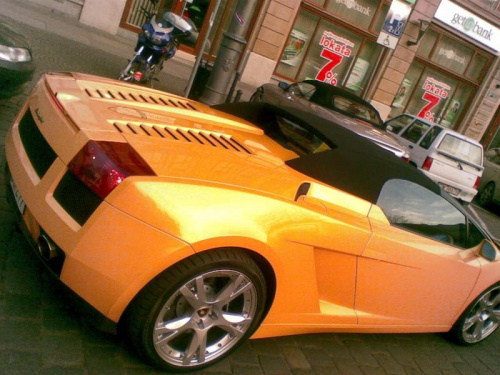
448, 282, 500, 345
478, 182, 495, 208
125, 248, 267, 372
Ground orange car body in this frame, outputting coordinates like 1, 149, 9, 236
5, 72, 499, 342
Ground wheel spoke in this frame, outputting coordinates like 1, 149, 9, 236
182, 330, 207, 365
214, 274, 252, 305
463, 313, 480, 331
179, 276, 207, 309
471, 320, 485, 341
194, 276, 208, 304
154, 317, 192, 348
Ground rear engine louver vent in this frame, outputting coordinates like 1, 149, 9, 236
113, 122, 252, 154
84, 87, 198, 111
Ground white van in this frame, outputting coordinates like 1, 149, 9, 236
385, 114, 484, 203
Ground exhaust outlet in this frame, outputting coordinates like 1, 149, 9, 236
37, 235, 58, 260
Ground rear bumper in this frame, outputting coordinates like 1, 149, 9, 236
4, 100, 195, 325
420, 169, 477, 202
4, 163, 118, 334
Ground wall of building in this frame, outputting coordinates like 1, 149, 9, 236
241, 0, 301, 87
26, 0, 84, 18
26, 0, 500, 142
371, 0, 439, 120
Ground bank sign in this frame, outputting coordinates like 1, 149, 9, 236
435, 0, 500, 53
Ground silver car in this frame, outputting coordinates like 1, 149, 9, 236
477, 148, 500, 207
251, 80, 410, 160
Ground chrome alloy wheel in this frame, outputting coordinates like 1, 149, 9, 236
461, 285, 500, 344
152, 269, 258, 367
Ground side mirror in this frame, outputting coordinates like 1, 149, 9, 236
278, 81, 290, 90
480, 240, 497, 261
385, 124, 394, 133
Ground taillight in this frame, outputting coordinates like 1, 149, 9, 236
474, 177, 480, 190
422, 157, 433, 171
68, 141, 155, 199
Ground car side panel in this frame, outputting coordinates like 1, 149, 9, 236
108, 179, 373, 327
356, 218, 481, 326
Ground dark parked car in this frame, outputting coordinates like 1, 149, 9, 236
0, 21, 35, 98
250, 79, 410, 160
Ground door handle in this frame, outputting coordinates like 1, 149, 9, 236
409, 145, 414, 149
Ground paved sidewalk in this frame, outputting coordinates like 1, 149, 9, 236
0, 0, 195, 86
0, 0, 257, 101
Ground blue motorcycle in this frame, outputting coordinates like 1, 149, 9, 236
119, 8, 192, 86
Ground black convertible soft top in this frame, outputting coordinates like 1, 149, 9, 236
214, 102, 440, 204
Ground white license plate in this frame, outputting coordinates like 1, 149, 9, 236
438, 182, 460, 196
10, 177, 26, 215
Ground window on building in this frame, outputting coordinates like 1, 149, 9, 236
389, 26, 492, 129
276, 2, 388, 96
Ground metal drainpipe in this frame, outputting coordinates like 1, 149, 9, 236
198, 0, 259, 106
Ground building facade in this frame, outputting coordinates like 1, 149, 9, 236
29, 0, 500, 149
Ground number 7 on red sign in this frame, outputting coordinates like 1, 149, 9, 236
316, 49, 343, 85
418, 92, 440, 121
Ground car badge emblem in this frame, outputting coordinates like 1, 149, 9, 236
35, 108, 44, 123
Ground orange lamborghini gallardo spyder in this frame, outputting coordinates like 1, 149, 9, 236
5, 72, 500, 372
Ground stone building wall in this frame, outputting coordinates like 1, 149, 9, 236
241, 0, 301, 87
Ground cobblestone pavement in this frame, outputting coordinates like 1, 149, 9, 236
1, 7, 500, 375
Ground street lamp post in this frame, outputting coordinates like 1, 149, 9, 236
198, 0, 259, 106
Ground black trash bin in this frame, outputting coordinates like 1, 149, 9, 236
188, 61, 212, 100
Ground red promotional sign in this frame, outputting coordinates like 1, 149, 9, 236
417, 77, 451, 122
316, 32, 354, 86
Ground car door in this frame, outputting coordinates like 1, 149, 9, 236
356, 179, 482, 326
397, 120, 433, 167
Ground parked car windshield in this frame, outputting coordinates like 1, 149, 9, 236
332, 96, 381, 125
438, 135, 483, 166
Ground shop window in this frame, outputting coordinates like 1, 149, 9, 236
391, 63, 424, 115
298, 19, 363, 84
430, 36, 473, 75
326, 0, 380, 29
473, 0, 500, 14
466, 54, 488, 81
277, 11, 320, 79
436, 84, 473, 127
417, 29, 439, 58
372, 3, 389, 33
276, 8, 384, 96
345, 40, 383, 94
415, 27, 491, 83
389, 64, 474, 129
